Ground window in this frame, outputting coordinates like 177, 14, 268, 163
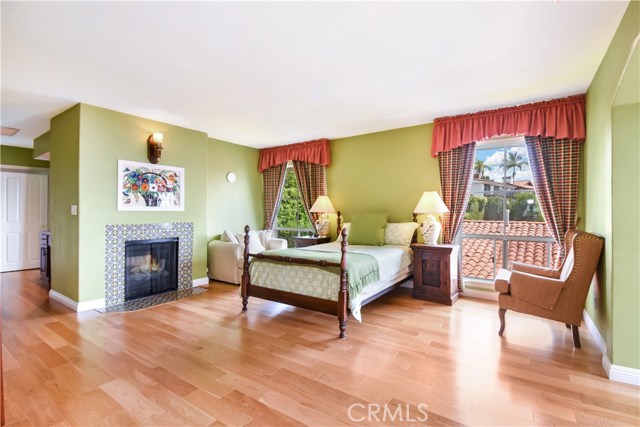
274, 164, 314, 246
462, 138, 557, 282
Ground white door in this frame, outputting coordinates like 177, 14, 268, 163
1, 171, 48, 272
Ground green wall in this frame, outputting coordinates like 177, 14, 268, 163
584, 1, 639, 369
611, 102, 640, 369
33, 131, 50, 159
49, 105, 81, 301
76, 104, 209, 301
327, 123, 440, 237
0, 145, 49, 168
47, 103, 264, 303
207, 137, 263, 237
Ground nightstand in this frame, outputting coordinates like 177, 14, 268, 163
294, 236, 331, 248
410, 243, 459, 305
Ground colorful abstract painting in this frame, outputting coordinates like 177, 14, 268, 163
117, 160, 185, 211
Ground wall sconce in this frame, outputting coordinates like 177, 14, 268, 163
147, 132, 164, 164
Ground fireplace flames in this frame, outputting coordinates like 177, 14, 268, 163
129, 254, 165, 275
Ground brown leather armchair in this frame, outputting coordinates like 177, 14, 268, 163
494, 229, 604, 348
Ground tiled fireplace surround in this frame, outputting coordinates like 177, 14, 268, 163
104, 222, 194, 309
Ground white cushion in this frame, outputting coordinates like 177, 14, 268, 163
221, 229, 238, 243
559, 248, 574, 281
235, 231, 266, 254
258, 229, 273, 249
336, 223, 351, 242
384, 222, 419, 246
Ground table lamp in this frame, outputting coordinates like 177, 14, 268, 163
309, 195, 336, 237
413, 191, 449, 245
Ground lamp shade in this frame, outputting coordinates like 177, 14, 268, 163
309, 195, 336, 213
413, 191, 449, 214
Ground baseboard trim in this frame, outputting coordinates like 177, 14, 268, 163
582, 309, 640, 386
78, 298, 106, 312
602, 354, 612, 378
193, 277, 209, 287
49, 290, 78, 311
49, 290, 105, 312
609, 364, 640, 387
582, 309, 608, 356
460, 288, 498, 301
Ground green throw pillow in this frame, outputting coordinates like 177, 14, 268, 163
348, 213, 388, 246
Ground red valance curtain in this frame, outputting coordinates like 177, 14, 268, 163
258, 138, 331, 172
431, 94, 586, 157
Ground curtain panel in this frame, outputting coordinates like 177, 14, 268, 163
259, 138, 331, 172
525, 136, 581, 267
262, 163, 288, 229
438, 142, 477, 244
431, 94, 586, 157
438, 142, 476, 291
293, 161, 327, 231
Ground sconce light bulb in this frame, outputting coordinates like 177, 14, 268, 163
152, 132, 164, 144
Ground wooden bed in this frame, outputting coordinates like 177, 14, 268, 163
240, 214, 414, 338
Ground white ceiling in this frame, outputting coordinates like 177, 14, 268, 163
0, 1, 629, 149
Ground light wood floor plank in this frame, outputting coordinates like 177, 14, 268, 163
2, 270, 638, 426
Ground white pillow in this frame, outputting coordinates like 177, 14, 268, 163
235, 230, 266, 254
384, 222, 419, 246
336, 223, 351, 242
221, 229, 238, 243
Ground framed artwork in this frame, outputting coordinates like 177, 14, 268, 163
117, 160, 185, 211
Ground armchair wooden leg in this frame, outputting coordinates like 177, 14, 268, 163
571, 325, 581, 348
565, 323, 571, 329
498, 308, 506, 336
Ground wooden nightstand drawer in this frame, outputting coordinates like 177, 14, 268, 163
411, 244, 459, 305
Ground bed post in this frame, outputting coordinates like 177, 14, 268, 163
337, 211, 342, 236
338, 226, 348, 339
241, 225, 250, 311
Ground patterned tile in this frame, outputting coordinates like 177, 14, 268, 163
104, 222, 194, 308
100, 287, 207, 313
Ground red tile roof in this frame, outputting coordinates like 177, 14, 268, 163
462, 220, 558, 279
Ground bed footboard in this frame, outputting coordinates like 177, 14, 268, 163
241, 225, 350, 338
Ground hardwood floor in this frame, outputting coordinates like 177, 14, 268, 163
2, 269, 638, 426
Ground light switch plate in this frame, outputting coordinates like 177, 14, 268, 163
71, 205, 78, 215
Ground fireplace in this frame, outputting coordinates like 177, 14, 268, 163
124, 238, 178, 301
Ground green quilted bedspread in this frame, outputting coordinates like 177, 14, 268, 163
254, 248, 379, 297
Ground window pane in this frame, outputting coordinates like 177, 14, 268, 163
462, 238, 503, 279
505, 190, 548, 236
274, 167, 314, 238
462, 141, 555, 280
463, 219, 504, 235
507, 240, 558, 270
